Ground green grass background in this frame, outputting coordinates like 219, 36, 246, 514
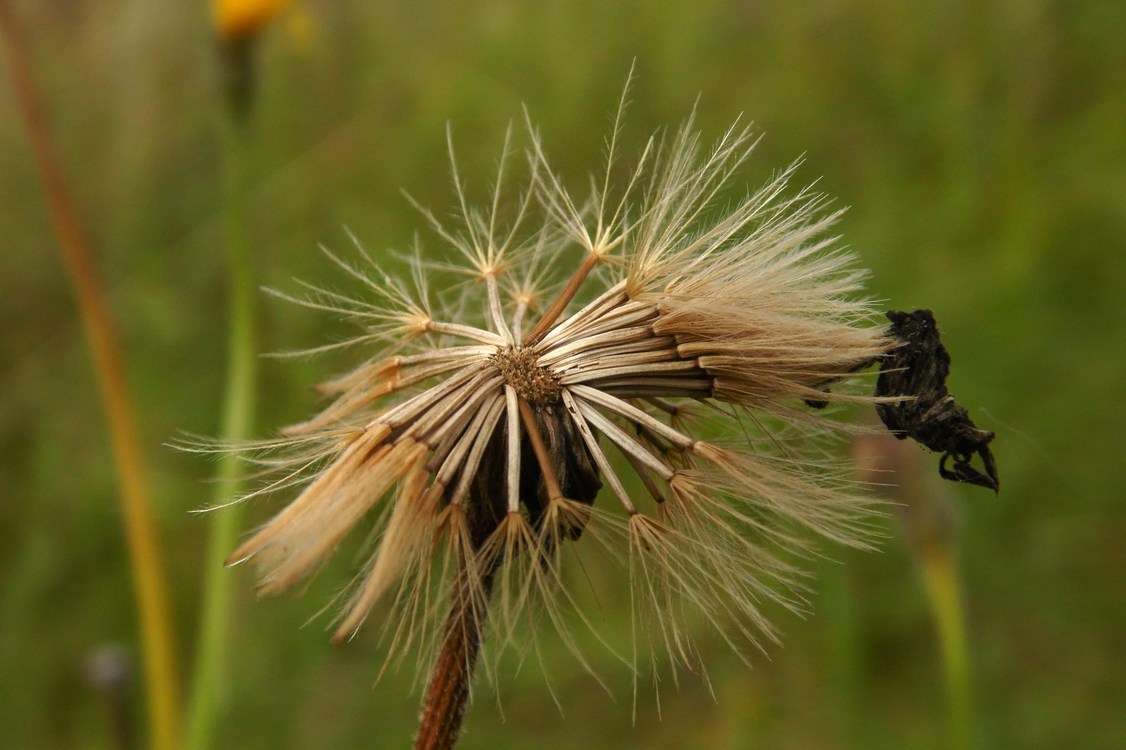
1, 1, 1123, 748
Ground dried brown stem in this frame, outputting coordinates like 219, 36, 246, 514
523, 251, 600, 345
413, 570, 493, 750
416, 446, 506, 750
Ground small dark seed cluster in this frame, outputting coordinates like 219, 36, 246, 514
491, 345, 563, 406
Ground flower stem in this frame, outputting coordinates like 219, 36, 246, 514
415, 570, 493, 750
0, 7, 181, 749
416, 472, 505, 750
853, 430, 977, 749
917, 545, 973, 750
184, 40, 258, 750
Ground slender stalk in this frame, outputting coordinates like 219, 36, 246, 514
816, 560, 865, 745
855, 431, 975, 750
184, 39, 258, 750
917, 545, 973, 750
0, 7, 181, 749
416, 446, 507, 750
852, 429, 976, 749
523, 251, 600, 345
414, 569, 493, 750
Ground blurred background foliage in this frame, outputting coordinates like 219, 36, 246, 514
1, 0, 1123, 748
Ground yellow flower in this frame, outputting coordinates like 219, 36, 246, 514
212, 0, 290, 40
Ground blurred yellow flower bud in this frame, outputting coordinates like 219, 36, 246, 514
212, 0, 290, 40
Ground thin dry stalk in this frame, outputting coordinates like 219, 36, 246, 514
0, 7, 180, 749
414, 567, 494, 750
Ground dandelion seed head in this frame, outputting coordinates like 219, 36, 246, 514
221, 95, 895, 688
490, 346, 562, 406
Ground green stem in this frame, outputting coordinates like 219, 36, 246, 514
184, 55, 257, 750
918, 546, 973, 750
817, 560, 865, 745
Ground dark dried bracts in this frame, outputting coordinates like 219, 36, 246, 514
876, 309, 999, 491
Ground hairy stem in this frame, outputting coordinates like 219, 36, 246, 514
416, 434, 507, 750
414, 569, 494, 750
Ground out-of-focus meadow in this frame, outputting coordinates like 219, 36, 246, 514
1, 1, 1123, 748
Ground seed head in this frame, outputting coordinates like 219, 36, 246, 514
490, 346, 561, 406
221, 98, 892, 685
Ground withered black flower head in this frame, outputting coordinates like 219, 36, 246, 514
219, 103, 898, 688
876, 309, 999, 492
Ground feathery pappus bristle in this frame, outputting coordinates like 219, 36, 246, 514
218, 96, 896, 689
